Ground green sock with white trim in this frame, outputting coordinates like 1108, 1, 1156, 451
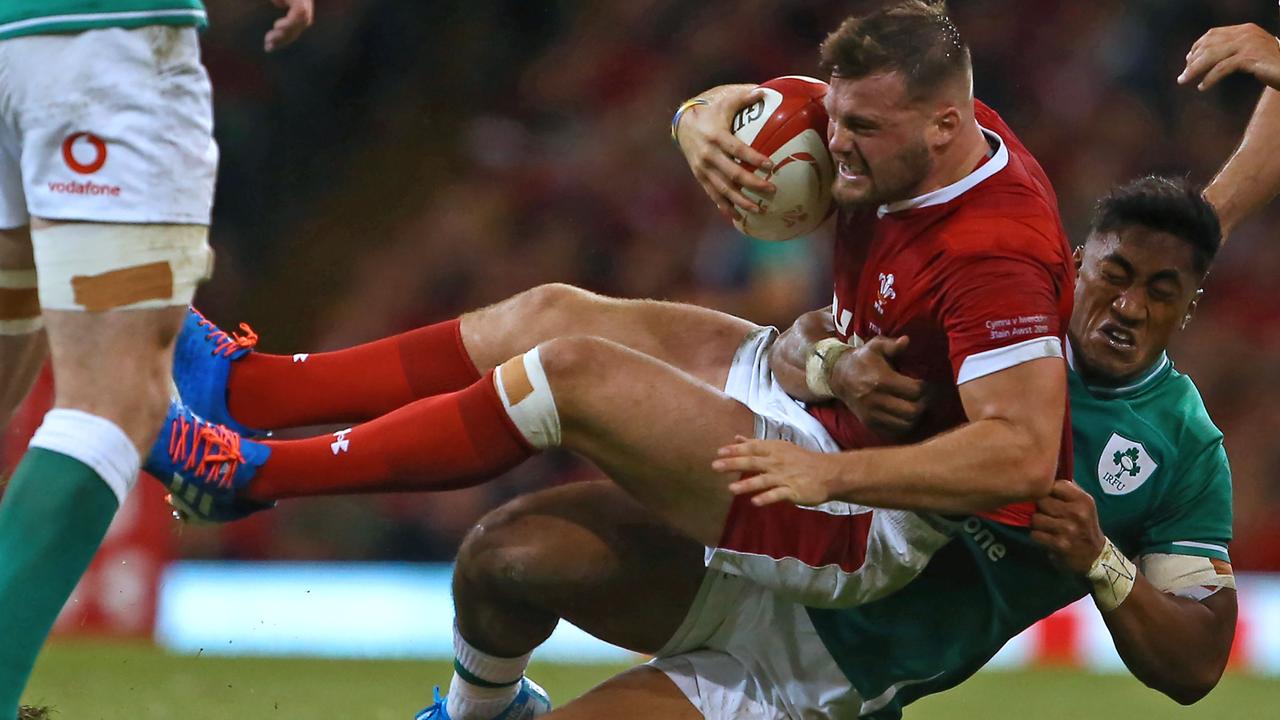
0, 449, 119, 716
0, 409, 138, 718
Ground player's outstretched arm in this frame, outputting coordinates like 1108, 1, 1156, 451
717, 357, 1062, 512
1204, 87, 1280, 238
1031, 480, 1236, 705
673, 84, 776, 220
1179, 21, 1280, 237
264, 0, 315, 52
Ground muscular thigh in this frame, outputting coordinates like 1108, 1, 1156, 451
469, 480, 706, 654
464, 284, 757, 388
545, 666, 703, 720
579, 295, 756, 389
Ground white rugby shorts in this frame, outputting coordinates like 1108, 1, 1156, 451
0, 25, 217, 229
650, 569, 861, 720
710, 327, 953, 609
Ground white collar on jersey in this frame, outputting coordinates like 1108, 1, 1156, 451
1066, 336, 1171, 396
876, 125, 1009, 218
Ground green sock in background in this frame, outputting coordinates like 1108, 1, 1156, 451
0, 448, 119, 719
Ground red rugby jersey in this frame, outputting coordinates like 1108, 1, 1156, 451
809, 101, 1074, 526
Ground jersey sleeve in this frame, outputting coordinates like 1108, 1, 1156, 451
935, 252, 1064, 384
1136, 440, 1233, 562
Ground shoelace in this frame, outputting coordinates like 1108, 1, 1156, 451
167, 411, 246, 488
416, 688, 447, 719
192, 308, 258, 357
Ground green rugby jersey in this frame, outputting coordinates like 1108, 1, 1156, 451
0, 0, 206, 41
808, 350, 1232, 719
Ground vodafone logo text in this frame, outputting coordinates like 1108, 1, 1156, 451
47, 179, 121, 196
51, 132, 122, 196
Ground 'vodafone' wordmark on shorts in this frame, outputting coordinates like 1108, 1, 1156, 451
49, 132, 122, 197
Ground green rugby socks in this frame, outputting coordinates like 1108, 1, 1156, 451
0, 409, 138, 718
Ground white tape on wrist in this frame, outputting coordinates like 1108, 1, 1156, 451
1087, 537, 1137, 613
805, 337, 852, 399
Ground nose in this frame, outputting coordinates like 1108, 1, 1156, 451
1110, 289, 1145, 325
828, 124, 853, 156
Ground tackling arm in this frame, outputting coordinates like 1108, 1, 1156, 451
1031, 480, 1236, 704
1102, 579, 1236, 704
767, 307, 838, 402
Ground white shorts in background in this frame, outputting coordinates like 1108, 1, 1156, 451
650, 569, 862, 720
0, 25, 218, 229
713, 327, 953, 608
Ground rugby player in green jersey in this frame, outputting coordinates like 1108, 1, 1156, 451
415, 21, 1280, 720
426, 174, 1233, 720
0, 1, 312, 716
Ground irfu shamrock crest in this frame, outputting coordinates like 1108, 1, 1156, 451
1099, 434, 1157, 496
1113, 447, 1142, 478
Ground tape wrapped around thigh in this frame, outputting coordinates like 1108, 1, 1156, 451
31, 223, 212, 311
0, 268, 42, 333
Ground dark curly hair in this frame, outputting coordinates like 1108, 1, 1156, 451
1090, 176, 1222, 277
819, 1, 970, 101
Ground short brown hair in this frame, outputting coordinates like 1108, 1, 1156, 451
820, 1, 971, 100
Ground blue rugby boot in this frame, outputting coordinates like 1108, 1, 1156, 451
414, 678, 551, 720
145, 400, 274, 523
173, 307, 266, 437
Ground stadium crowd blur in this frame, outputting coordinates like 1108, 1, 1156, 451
61, 1, 1280, 566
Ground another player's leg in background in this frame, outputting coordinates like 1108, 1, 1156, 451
0, 227, 47, 429
193, 283, 751, 430
540, 667, 704, 720
0, 220, 193, 716
440, 480, 705, 719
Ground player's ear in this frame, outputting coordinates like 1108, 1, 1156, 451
926, 103, 962, 149
1181, 289, 1203, 330
1072, 245, 1084, 272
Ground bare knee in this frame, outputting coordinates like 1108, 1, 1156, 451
519, 283, 601, 319
463, 283, 607, 370
455, 497, 555, 601
535, 335, 615, 381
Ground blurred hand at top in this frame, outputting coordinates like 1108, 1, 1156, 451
265, 0, 314, 52
1180, 22, 1280, 91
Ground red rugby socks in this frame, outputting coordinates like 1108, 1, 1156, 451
226, 318, 480, 430
245, 371, 532, 501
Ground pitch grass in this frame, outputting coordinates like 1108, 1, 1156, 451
23, 640, 1278, 719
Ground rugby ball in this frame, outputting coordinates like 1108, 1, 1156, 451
732, 76, 835, 242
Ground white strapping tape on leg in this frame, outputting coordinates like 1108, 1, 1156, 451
29, 408, 141, 505
31, 223, 213, 311
493, 346, 561, 449
0, 268, 43, 334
